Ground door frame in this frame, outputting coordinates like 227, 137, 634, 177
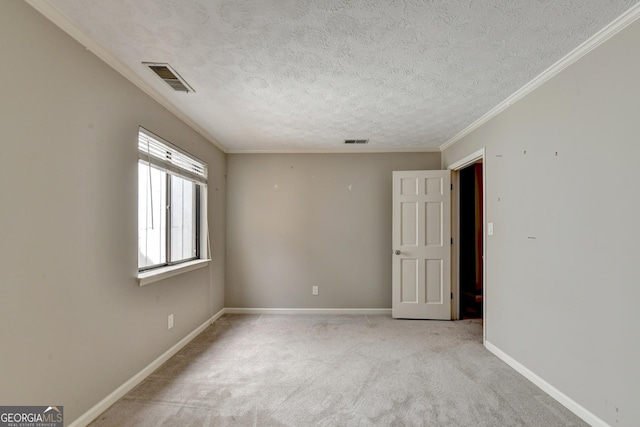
448, 148, 486, 343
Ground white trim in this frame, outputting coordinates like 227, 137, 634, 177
447, 148, 487, 344
450, 170, 461, 321
138, 259, 210, 287
23, 2, 441, 156
484, 341, 609, 427
226, 147, 441, 154
481, 154, 486, 344
447, 148, 486, 171
68, 309, 225, 427
24, 0, 227, 154
66, 308, 606, 427
224, 307, 392, 315
439, 3, 640, 152
25, 1, 640, 155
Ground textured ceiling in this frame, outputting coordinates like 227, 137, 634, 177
39, 0, 638, 152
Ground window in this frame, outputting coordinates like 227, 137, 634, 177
138, 128, 208, 275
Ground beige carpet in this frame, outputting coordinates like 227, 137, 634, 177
89, 314, 586, 426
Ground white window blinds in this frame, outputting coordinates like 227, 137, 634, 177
138, 127, 207, 184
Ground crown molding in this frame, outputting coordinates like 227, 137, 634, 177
24, 0, 228, 154
439, 2, 640, 152
29, 0, 639, 156
226, 146, 441, 154
25, 0, 436, 156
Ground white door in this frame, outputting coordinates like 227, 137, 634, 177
392, 170, 451, 319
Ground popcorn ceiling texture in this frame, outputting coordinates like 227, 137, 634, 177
46, 0, 638, 151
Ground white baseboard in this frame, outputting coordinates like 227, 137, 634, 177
224, 307, 392, 315
69, 308, 225, 427
69, 307, 394, 425
484, 341, 608, 427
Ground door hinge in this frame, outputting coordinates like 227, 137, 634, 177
450, 238, 453, 245
451, 183, 453, 191
451, 292, 453, 300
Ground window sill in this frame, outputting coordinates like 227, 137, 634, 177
138, 259, 210, 287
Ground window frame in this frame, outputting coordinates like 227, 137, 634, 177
137, 127, 209, 285
137, 166, 202, 272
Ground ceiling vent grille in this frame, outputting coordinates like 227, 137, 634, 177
344, 139, 369, 144
143, 62, 195, 93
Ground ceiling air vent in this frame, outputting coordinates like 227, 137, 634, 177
344, 139, 369, 144
143, 62, 195, 93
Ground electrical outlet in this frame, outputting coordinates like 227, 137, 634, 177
168, 314, 174, 329
312, 286, 319, 296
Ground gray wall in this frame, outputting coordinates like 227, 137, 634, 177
0, 2, 225, 424
442, 19, 640, 427
6, 0, 638, 425
226, 153, 440, 308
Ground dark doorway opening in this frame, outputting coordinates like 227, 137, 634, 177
459, 162, 483, 319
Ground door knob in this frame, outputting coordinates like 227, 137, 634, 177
395, 250, 401, 255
